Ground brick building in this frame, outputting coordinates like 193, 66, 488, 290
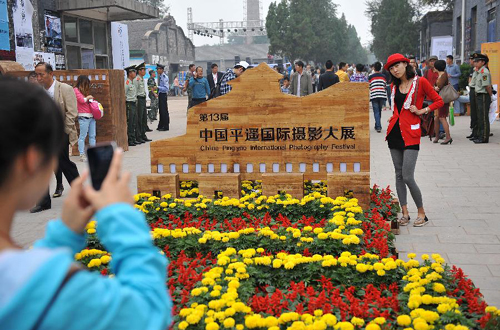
453, 0, 499, 61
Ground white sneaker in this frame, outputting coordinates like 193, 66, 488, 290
80, 154, 87, 162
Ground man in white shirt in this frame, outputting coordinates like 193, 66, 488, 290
207, 63, 223, 95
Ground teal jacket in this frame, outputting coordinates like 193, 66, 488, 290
0, 203, 172, 330
188, 77, 210, 99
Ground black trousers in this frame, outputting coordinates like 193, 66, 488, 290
476, 93, 491, 142
190, 98, 206, 108
37, 134, 80, 208
158, 93, 170, 130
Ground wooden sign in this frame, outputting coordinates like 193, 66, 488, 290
7, 69, 128, 154
138, 63, 370, 207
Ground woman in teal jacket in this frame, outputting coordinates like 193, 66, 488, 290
188, 66, 211, 108
0, 78, 172, 330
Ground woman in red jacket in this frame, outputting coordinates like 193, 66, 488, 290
385, 54, 444, 227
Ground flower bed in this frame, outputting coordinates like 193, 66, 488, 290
78, 186, 499, 330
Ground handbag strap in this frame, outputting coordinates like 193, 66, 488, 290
33, 266, 82, 330
413, 76, 420, 106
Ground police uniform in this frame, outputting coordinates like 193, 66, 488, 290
473, 54, 492, 143
157, 63, 170, 131
467, 53, 479, 140
134, 62, 151, 142
125, 65, 138, 146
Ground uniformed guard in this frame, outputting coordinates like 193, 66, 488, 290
467, 53, 479, 141
147, 69, 159, 122
473, 53, 493, 144
125, 65, 139, 147
156, 63, 170, 131
134, 62, 152, 143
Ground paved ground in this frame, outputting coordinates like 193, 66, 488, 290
12, 95, 500, 306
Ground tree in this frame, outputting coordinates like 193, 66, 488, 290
418, 0, 454, 10
266, 0, 367, 64
158, 0, 169, 18
366, 0, 420, 61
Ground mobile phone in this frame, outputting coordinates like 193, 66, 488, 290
86, 142, 116, 190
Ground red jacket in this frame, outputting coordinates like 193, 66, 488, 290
386, 76, 444, 146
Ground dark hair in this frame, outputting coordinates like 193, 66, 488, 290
211, 63, 218, 69
325, 60, 333, 70
28, 71, 37, 79
446, 55, 453, 60
295, 61, 304, 68
390, 62, 416, 86
76, 75, 91, 97
35, 62, 53, 73
0, 77, 64, 186
408, 56, 415, 60
355, 64, 364, 73
434, 60, 446, 72
283, 76, 290, 82
373, 62, 382, 71
196, 66, 203, 72
189, 64, 195, 69
338, 62, 346, 69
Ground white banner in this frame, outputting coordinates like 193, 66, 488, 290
430, 36, 453, 60
111, 22, 130, 70
13, 0, 34, 70
33, 52, 55, 69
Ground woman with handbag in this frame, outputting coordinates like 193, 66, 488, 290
385, 54, 444, 227
74, 75, 96, 162
432, 60, 453, 144
0, 78, 172, 329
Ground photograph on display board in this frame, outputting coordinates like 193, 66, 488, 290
44, 12, 62, 53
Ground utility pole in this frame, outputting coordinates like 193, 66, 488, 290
461, 0, 465, 63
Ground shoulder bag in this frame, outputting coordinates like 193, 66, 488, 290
439, 83, 459, 103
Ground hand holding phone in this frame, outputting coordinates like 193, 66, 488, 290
84, 147, 134, 211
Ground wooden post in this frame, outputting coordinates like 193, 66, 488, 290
327, 172, 370, 210
198, 173, 241, 199
261, 173, 304, 198
137, 174, 179, 198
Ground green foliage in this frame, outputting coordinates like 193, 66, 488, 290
418, 0, 454, 10
266, 0, 367, 64
459, 63, 472, 92
366, 0, 420, 61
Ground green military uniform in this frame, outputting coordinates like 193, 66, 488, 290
134, 62, 149, 142
125, 65, 138, 146
468, 55, 478, 139
147, 73, 159, 121
473, 55, 492, 143
186, 70, 194, 109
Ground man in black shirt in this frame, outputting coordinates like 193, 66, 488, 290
318, 60, 339, 91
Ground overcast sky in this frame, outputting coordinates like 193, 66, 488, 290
168, 0, 372, 47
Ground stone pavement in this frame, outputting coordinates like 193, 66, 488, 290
372, 107, 500, 307
11, 95, 500, 307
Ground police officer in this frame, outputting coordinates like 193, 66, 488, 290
134, 62, 152, 143
467, 53, 479, 140
156, 63, 170, 131
473, 54, 493, 144
125, 65, 139, 146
